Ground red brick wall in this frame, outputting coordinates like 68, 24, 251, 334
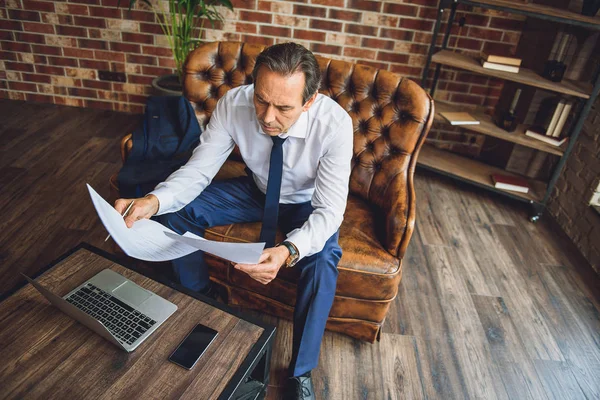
548, 97, 600, 274
1, 0, 526, 149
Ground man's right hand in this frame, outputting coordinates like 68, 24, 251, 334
114, 194, 160, 228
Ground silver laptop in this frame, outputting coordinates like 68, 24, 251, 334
22, 269, 177, 352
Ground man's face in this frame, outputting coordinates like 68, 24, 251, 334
253, 66, 316, 136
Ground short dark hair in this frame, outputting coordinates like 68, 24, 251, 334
252, 42, 321, 104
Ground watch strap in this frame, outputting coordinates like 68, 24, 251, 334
281, 241, 298, 256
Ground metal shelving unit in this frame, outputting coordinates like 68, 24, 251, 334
420, 0, 600, 221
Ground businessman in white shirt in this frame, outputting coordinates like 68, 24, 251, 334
114, 42, 353, 400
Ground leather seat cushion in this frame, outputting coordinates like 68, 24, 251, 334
204, 160, 402, 303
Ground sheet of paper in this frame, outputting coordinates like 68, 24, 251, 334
87, 184, 264, 264
166, 232, 265, 264
87, 184, 199, 261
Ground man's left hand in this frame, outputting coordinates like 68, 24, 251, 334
234, 246, 290, 285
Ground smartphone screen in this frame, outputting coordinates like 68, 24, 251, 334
168, 324, 219, 370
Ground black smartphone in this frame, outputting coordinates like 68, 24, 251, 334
168, 324, 219, 370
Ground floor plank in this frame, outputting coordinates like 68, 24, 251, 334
472, 295, 549, 400
533, 360, 588, 400
424, 245, 507, 400
529, 267, 600, 399
379, 334, 425, 399
470, 223, 564, 362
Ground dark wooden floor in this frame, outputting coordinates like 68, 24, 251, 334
1, 99, 599, 399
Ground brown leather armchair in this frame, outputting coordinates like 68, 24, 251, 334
110, 41, 434, 342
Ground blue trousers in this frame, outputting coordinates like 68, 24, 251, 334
159, 176, 341, 376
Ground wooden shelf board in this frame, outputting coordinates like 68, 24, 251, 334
417, 143, 547, 203
461, 0, 600, 29
434, 101, 565, 156
432, 50, 591, 99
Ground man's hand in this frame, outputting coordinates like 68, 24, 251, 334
114, 194, 160, 228
234, 245, 290, 285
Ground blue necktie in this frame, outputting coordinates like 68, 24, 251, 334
259, 136, 286, 248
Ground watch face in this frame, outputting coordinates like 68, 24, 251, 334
287, 258, 298, 268
286, 254, 299, 268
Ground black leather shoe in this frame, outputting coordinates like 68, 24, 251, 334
285, 375, 315, 400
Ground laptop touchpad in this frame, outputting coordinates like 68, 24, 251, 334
113, 282, 152, 306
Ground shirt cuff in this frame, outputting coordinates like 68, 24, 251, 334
285, 229, 312, 262
148, 186, 174, 216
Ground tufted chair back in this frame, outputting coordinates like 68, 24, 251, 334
183, 41, 434, 260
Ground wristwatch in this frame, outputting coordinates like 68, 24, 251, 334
278, 241, 299, 268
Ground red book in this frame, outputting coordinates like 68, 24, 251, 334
491, 174, 530, 193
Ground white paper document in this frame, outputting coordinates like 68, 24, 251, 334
168, 232, 265, 264
87, 184, 265, 263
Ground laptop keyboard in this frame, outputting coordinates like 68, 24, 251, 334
65, 283, 156, 346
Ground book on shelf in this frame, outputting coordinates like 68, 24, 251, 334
439, 111, 480, 125
525, 127, 568, 147
491, 174, 530, 193
546, 100, 565, 137
481, 60, 520, 73
551, 100, 573, 138
481, 53, 522, 67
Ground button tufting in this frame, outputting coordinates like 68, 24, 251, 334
224, 71, 232, 86
358, 120, 369, 134
214, 56, 223, 69
370, 85, 378, 99
381, 125, 391, 137
398, 111, 411, 121
373, 106, 383, 118
347, 80, 356, 95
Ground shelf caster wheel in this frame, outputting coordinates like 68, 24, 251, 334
529, 202, 544, 223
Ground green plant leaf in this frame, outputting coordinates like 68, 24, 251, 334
121, 0, 234, 78
218, 0, 234, 11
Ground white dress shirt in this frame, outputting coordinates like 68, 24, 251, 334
151, 84, 354, 260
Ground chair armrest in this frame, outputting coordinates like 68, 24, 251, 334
120, 133, 133, 164
383, 98, 435, 259
384, 95, 435, 259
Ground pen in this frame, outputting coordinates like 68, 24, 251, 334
105, 201, 135, 242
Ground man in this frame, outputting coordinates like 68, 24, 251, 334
114, 42, 353, 400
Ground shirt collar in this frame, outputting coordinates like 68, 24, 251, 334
282, 111, 308, 139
